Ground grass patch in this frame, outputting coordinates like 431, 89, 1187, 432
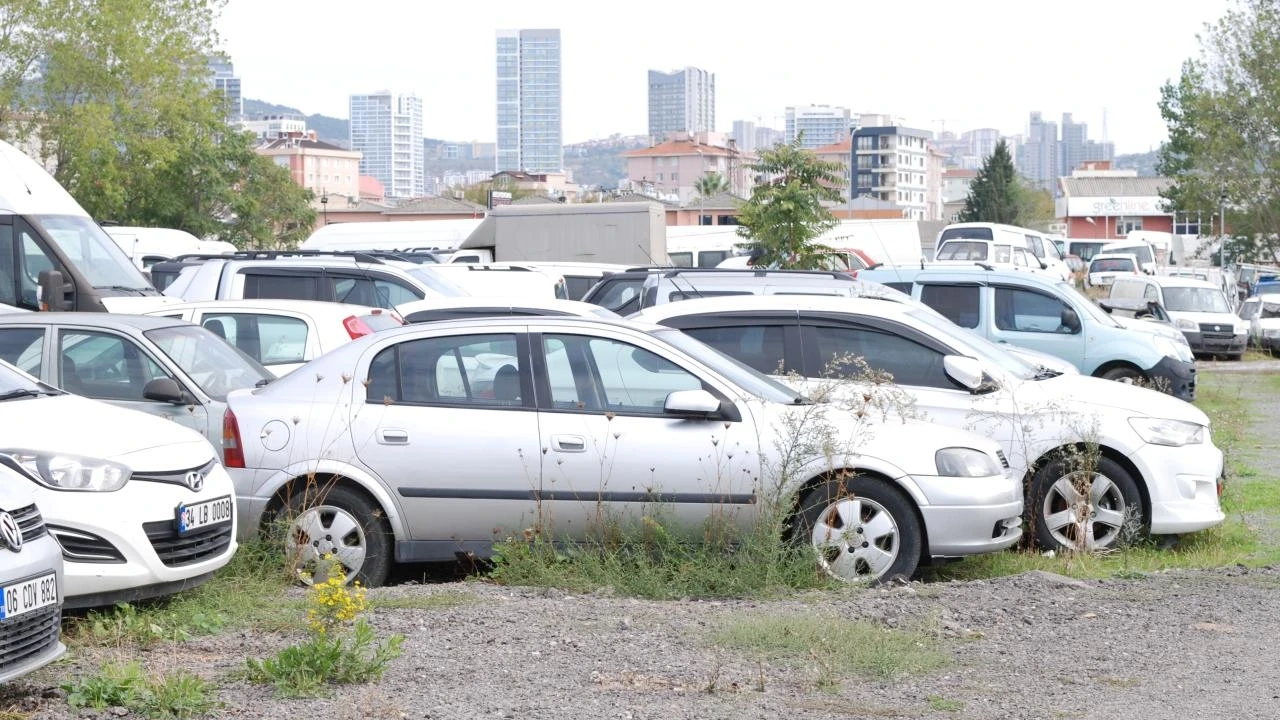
366, 591, 472, 611
64, 538, 299, 648
64, 662, 218, 718
712, 613, 949, 691
486, 513, 833, 600
927, 695, 965, 712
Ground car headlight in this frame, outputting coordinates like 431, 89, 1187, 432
1175, 318, 1198, 331
2, 450, 131, 491
934, 447, 1002, 477
1153, 335, 1194, 362
1127, 418, 1204, 447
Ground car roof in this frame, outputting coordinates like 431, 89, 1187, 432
632, 293, 914, 322
395, 296, 615, 316
356, 313, 670, 341
859, 266, 1064, 287
1141, 275, 1217, 289
0, 312, 192, 331
1089, 253, 1141, 262
146, 299, 385, 315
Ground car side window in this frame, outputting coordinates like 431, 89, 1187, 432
0, 327, 45, 375
58, 330, 172, 400
541, 334, 701, 415
590, 278, 643, 314
681, 324, 789, 375
1143, 285, 1160, 303
331, 276, 422, 309
201, 313, 309, 366
994, 288, 1073, 333
366, 333, 524, 408
920, 285, 980, 329
1025, 235, 1045, 259
1012, 248, 1030, 267
242, 272, 320, 301
994, 245, 1011, 263
1240, 299, 1260, 320
807, 323, 952, 389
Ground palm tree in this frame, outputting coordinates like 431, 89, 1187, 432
693, 172, 730, 225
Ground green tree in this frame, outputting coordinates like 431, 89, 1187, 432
0, 0, 43, 132
735, 136, 845, 268
958, 140, 1021, 224
693, 171, 729, 198
1158, 0, 1280, 263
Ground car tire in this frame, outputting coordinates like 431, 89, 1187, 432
1030, 455, 1142, 552
1100, 365, 1146, 385
797, 475, 921, 584
284, 484, 393, 587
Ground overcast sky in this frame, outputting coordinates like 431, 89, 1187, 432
217, 0, 1232, 154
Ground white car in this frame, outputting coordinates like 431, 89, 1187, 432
419, 264, 569, 300
0, 360, 237, 608
482, 262, 632, 301
1111, 275, 1248, 359
395, 296, 620, 324
1086, 253, 1142, 289
1238, 293, 1280, 353
223, 316, 1023, 586
634, 295, 1226, 552
145, 299, 405, 376
0, 467, 65, 683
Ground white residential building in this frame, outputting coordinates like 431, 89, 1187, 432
648, 67, 715, 143
785, 105, 851, 149
851, 125, 941, 221
349, 91, 424, 200
496, 29, 564, 174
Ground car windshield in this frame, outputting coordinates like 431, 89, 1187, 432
1091, 258, 1135, 272
939, 227, 994, 241
144, 324, 273, 401
1061, 281, 1124, 327
405, 267, 471, 297
0, 359, 49, 396
900, 308, 1040, 381
33, 215, 154, 291
936, 241, 988, 261
1263, 302, 1280, 319
1163, 287, 1232, 313
653, 327, 805, 404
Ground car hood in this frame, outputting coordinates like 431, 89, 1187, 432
0, 465, 37, 507
1036, 373, 1210, 425
100, 295, 185, 313
1003, 345, 1079, 375
1111, 315, 1183, 340
0, 394, 215, 464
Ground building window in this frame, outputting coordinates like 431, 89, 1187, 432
671, 173, 678, 182
1174, 211, 1202, 235
657, 173, 663, 181
1115, 216, 1143, 236
700, 215, 713, 226
717, 215, 739, 225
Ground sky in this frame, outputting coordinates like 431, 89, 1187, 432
217, 0, 1234, 155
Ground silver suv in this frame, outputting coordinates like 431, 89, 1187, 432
0, 459, 65, 684
159, 251, 469, 309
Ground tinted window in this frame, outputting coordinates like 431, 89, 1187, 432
563, 276, 596, 301
542, 334, 701, 414
808, 324, 952, 389
0, 327, 44, 375
1090, 258, 1136, 272
668, 252, 694, 267
994, 288, 1071, 333
883, 282, 913, 294
697, 251, 729, 268
681, 325, 789, 375
332, 276, 420, 309
920, 285, 980, 328
201, 313, 310, 366
939, 227, 994, 241
589, 277, 644, 314
243, 272, 320, 301
59, 330, 172, 401
936, 241, 989, 261
367, 334, 524, 407
0, 226, 16, 307
667, 290, 752, 303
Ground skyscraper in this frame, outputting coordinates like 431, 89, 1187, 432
785, 105, 851, 149
731, 120, 757, 154
496, 29, 563, 174
1016, 111, 1059, 194
647, 67, 715, 143
349, 91, 424, 200
206, 53, 242, 122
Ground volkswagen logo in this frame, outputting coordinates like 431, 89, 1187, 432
184, 471, 205, 492
1215, 325, 1223, 332
0, 511, 21, 553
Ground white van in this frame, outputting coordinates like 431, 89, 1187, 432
1110, 275, 1247, 358
1102, 239, 1158, 275
419, 264, 569, 300
301, 219, 484, 256
103, 225, 235, 271
935, 222, 1071, 281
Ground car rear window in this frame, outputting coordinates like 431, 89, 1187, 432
1090, 258, 1135, 272
939, 227, 994, 241
936, 241, 989, 261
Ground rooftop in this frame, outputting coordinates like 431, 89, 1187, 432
812, 138, 853, 155
258, 137, 353, 153
384, 195, 487, 215
624, 139, 741, 158
1059, 176, 1171, 198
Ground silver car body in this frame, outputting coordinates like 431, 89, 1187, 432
0, 465, 65, 683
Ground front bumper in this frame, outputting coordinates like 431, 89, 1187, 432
1182, 331, 1247, 357
0, 535, 65, 684
1145, 355, 1197, 401
40, 464, 238, 607
909, 473, 1024, 557
1130, 438, 1225, 535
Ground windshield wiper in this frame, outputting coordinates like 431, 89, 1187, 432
0, 388, 57, 402
792, 394, 815, 405
1033, 367, 1063, 380
93, 285, 153, 295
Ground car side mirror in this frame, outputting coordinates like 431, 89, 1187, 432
1061, 306, 1082, 334
664, 389, 721, 418
1039, 260, 1049, 270
143, 377, 190, 404
943, 355, 985, 392
38, 270, 70, 311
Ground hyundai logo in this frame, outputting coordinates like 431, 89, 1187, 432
0, 511, 21, 553
184, 471, 205, 492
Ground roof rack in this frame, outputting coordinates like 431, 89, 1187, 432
660, 268, 852, 280
164, 249, 390, 265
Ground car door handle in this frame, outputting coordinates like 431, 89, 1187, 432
552, 434, 586, 452
379, 428, 409, 445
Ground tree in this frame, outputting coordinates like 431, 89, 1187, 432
958, 140, 1021, 224
735, 136, 845, 269
1158, 0, 1280, 263
693, 171, 729, 198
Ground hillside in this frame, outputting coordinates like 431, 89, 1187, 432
1114, 149, 1161, 176
243, 98, 349, 146
565, 134, 648, 189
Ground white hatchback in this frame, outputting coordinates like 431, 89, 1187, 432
0, 360, 237, 608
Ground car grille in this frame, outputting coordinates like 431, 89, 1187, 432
133, 460, 218, 492
47, 525, 125, 563
0, 603, 61, 674
1199, 323, 1235, 341
142, 519, 233, 568
995, 450, 1010, 469
4, 504, 46, 543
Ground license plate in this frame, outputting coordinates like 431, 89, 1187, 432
175, 495, 233, 535
0, 572, 58, 621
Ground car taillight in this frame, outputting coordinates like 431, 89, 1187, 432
344, 315, 374, 339
223, 408, 245, 469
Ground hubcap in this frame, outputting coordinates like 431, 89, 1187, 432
285, 505, 367, 584
1042, 471, 1127, 551
811, 496, 900, 582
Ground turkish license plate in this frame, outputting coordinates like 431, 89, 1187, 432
175, 495, 233, 536
0, 572, 58, 621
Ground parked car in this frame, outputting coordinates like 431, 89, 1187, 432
483, 262, 632, 301
1085, 253, 1142, 289
582, 268, 883, 316
0, 359, 237, 607
633, 295, 1226, 552
0, 467, 65, 683
418, 264, 568, 300
1238, 293, 1280, 354
856, 267, 1199, 400
934, 222, 1072, 281
396, 297, 620, 324
222, 316, 1023, 586
0, 313, 274, 450
143, 300, 404, 377
1109, 276, 1247, 359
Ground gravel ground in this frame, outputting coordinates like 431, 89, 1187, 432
6, 367, 1279, 720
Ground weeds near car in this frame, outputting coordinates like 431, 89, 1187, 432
244, 555, 403, 697
64, 662, 218, 718
712, 613, 949, 691
927, 695, 965, 712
